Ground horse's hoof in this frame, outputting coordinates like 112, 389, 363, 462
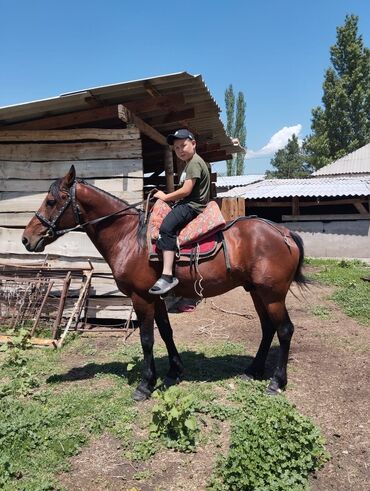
266, 380, 283, 396
133, 386, 153, 402
240, 373, 255, 382
163, 375, 181, 388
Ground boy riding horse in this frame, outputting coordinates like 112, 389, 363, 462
149, 129, 211, 295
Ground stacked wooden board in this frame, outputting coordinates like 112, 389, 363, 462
0, 127, 143, 320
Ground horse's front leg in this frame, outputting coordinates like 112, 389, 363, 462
154, 298, 184, 386
131, 293, 157, 401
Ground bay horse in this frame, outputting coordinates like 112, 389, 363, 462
22, 166, 307, 401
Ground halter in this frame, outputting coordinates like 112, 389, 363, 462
35, 179, 144, 239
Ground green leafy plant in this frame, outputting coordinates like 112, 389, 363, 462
150, 386, 199, 452
311, 305, 331, 319
308, 258, 370, 324
209, 382, 329, 490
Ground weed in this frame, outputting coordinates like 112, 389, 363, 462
209, 381, 329, 490
150, 386, 199, 452
310, 305, 331, 319
306, 258, 370, 324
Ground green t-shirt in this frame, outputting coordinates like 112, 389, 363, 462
180, 153, 211, 213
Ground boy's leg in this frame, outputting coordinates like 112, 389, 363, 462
162, 250, 176, 276
149, 204, 197, 295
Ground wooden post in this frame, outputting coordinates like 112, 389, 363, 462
52, 271, 71, 339
164, 146, 175, 193
292, 196, 300, 217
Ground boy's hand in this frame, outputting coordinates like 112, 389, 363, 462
153, 190, 167, 201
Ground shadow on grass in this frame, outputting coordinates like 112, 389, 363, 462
46, 346, 280, 386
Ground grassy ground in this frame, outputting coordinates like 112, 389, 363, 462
0, 258, 368, 490
306, 258, 370, 325
0, 337, 328, 490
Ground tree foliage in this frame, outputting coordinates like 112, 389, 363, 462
304, 14, 370, 170
224, 84, 247, 175
266, 134, 311, 178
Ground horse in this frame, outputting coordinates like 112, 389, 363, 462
22, 165, 308, 401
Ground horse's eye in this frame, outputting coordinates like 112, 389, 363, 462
46, 199, 57, 207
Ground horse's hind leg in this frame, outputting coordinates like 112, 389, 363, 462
245, 289, 294, 394
243, 289, 276, 380
266, 301, 294, 395
154, 299, 184, 386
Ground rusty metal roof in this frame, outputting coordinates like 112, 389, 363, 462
0, 72, 242, 162
312, 143, 370, 176
218, 176, 370, 199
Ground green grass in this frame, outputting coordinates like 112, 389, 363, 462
0, 336, 329, 490
306, 258, 370, 325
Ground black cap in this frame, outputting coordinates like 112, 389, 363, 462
166, 129, 195, 145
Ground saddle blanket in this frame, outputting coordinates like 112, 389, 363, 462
148, 199, 226, 247
149, 232, 223, 263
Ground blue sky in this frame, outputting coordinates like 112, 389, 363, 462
1, 0, 369, 174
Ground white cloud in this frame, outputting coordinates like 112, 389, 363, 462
246, 124, 302, 159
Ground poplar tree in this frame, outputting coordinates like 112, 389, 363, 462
304, 14, 370, 170
224, 85, 247, 175
225, 84, 235, 176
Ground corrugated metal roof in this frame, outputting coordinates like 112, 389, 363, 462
216, 174, 265, 188
312, 143, 370, 176
0, 72, 242, 162
218, 177, 370, 199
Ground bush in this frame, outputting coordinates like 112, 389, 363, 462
209, 382, 329, 490
150, 386, 199, 452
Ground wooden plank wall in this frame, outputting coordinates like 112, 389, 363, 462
0, 128, 143, 317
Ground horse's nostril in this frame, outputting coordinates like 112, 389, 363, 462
22, 236, 28, 245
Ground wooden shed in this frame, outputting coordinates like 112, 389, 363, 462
0, 72, 241, 318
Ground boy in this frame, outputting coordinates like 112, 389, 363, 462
149, 129, 210, 295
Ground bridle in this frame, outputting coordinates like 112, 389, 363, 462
35, 179, 146, 239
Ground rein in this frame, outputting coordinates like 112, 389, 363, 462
35, 180, 145, 239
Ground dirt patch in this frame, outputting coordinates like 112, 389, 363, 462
59, 281, 370, 490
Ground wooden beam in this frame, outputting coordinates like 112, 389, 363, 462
0, 140, 141, 161
164, 146, 175, 193
282, 214, 370, 221
119, 105, 167, 146
0, 128, 140, 142
0, 96, 185, 131
292, 196, 300, 216
146, 108, 195, 126
354, 202, 368, 214
0, 159, 143, 180
2, 105, 122, 130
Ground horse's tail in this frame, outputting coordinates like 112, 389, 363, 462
290, 231, 310, 288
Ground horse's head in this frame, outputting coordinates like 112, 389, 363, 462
22, 165, 78, 252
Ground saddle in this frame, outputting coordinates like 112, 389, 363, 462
147, 200, 227, 265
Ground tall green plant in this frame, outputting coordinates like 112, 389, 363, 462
224, 84, 247, 175
304, 14, 370, 170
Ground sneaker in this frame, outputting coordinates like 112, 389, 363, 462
149, 277, 179, 295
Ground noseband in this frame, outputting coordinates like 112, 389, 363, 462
35, 179, 144, 239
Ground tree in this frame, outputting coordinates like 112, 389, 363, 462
224, 85, 247, 175
304, 14, 370, 170
266, 134, 311, 179
224, 85, 235, 176
235, 92, 247, 175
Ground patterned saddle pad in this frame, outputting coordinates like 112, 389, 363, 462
148, 200, 226, 247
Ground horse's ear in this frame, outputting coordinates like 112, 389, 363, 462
61, 165, 76, 190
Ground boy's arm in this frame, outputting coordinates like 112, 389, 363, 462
154, 179, 196, 202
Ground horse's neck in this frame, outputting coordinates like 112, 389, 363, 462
77, 182, 140, 265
